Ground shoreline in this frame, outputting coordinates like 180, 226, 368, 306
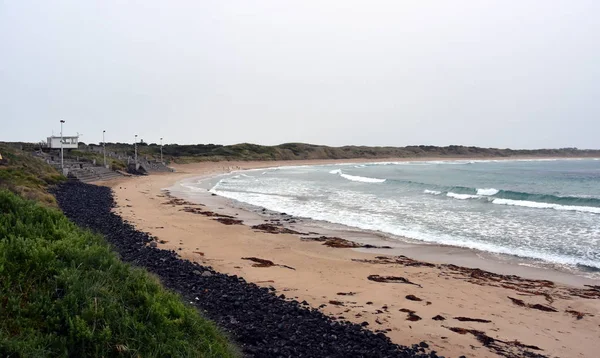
173, 157, 599, 286
104, 158, 600, 358
172, 172, 599, 287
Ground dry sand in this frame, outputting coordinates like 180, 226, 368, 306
102, 159, 600, 358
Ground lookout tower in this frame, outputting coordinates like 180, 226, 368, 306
47, 135, 79, 149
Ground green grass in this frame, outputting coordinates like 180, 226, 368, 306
0, 144, 65, 206
0, 190, 238, 357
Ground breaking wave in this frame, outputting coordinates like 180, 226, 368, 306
329, 169, 386, 183
422, 185, 600, 212
446, 192, 480, 200
492, 190, 600, 208
476, 188, 499, 196
340, 173, 386, 183
492, 198, 600, 214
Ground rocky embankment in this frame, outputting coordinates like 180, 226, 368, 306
53, 182, 445, 358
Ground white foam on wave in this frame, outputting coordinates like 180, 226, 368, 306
477, 188, 499, 196
423, 189, 442, 195
447, 192, 480, 200
196, 167, 600, 268
208, 185, 600, 270
387, 160, 473, 166
492, 198, 600, 214
340, 173, 386, 183
328, 168, 385, 183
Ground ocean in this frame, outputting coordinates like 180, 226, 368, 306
204, 159, 600, 278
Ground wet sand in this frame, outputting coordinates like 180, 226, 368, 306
102, 159, 600, 358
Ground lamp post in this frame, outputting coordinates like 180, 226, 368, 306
60, 120, 65, 171
134, 134, 138, 168
103, 130, 106, 167
160, 137, 163, 163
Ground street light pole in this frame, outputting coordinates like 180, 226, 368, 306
60, 120, 65, 172
160, 137, 163, 163
134, 134, 138, 168
103, 130, 106, 167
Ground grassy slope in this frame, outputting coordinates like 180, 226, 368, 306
0, 146, 238, 357
0, 144, 64, 206
0, 191, 237, 357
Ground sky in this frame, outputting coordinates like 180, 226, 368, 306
1, 1, 599, 149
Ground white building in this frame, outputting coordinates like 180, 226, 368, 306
47, 135, 79, 149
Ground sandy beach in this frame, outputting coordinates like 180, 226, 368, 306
103, 159, 600, 358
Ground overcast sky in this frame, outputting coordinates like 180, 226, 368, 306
1, 1, 598, 148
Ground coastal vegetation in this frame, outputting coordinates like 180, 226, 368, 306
82, 142, 600, 163
6, 141, 598, 164
0, 144, 64, 206
0, 146, 237, 357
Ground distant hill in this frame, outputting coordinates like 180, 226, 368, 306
4, 141, 600, 163
154, 143, 600, 162
116, 142, 600, 163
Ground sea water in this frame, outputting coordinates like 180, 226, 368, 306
206, 159, 600, 277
